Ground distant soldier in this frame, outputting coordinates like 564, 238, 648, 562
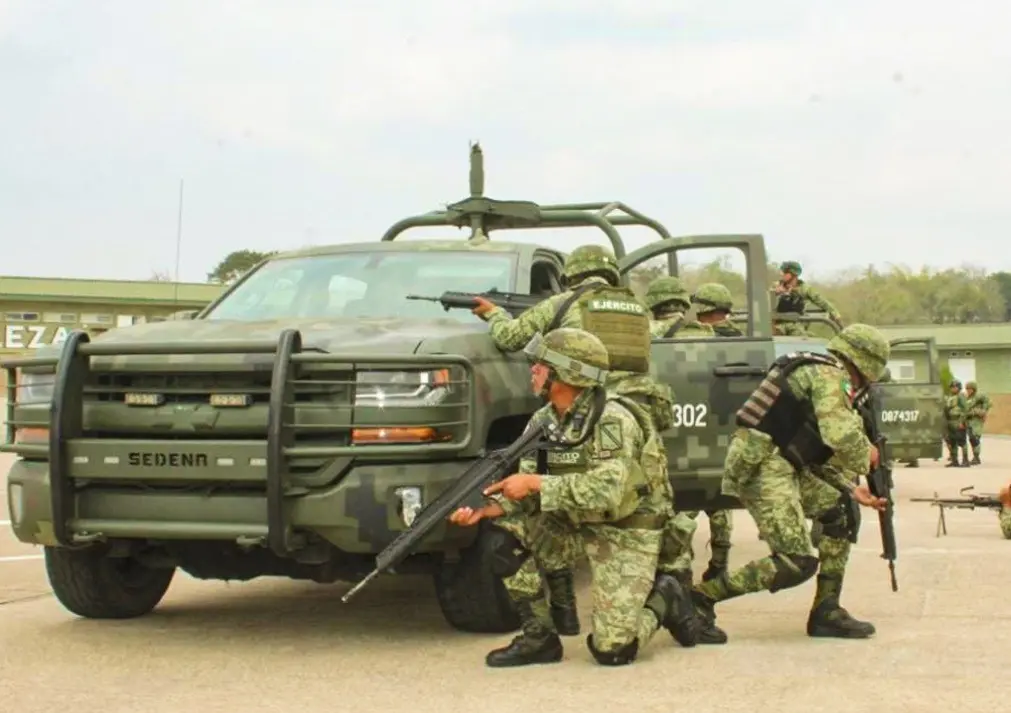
998, 483, 1011, 539
963, 380, 991, 465
943, 380, 970, 468
773, 261, 843, 336
471, 244, 674, 634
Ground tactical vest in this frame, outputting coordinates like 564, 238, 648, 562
775, 286, 805, 314
540, 395, 665, 524
548, 282, 651, 373
735, 351, 844, 471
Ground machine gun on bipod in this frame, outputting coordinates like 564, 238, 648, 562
909, 486, 1002, 537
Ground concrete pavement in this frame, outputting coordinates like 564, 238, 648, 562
1, 437, 1009, 713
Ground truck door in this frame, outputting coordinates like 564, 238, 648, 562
617, 235, 777, 511
875, 337, 945, 462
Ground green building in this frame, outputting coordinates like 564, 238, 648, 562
878, 323, 1011, 394
0, 275, 225, 356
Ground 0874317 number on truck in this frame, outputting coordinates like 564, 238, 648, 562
0, 144, 945, 633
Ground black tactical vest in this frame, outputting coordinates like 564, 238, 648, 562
735, 351, 845, 470
775, 284, 806, 315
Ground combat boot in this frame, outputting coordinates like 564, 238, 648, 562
701, 560, 726, 583
485, 599, 563, 668
971, 453, 981, 465
544, 569, 580, 636
959, 450, 971, 468
689, 588, 729, 645
656, 571, 700, 647
806, 574, 875, 639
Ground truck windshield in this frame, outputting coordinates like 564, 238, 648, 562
202, 250, 517, 322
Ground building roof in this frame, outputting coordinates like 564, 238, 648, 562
0, 275, 225, 307
877, 323, 1011, 350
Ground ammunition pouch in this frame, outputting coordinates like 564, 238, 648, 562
817, 490, 862, 544
486, 526, 531, 578
776, 290, 805, 315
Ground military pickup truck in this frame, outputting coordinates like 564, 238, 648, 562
1, 145, 944, 634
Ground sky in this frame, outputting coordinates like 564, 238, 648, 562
2, 0, 1009, 284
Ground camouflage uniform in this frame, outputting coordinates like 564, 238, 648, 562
963, 381, 991, 465
999, 507, 1011, 540
691, 324, 891, 641
773, 261, 843, 336
943, 380, 970, 467
483, 328, 696, 667
476, 244, 674, 633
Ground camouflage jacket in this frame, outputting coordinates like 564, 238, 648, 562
649, 315, 714, 339
710, 317, 743, 336
943, 393, 967, 429
999, 507, 1011, 540
739, 361, 871, 487
499, 388, 669, 524
964, 392, 991, 430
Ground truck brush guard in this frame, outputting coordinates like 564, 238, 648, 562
1, 329, 476, 556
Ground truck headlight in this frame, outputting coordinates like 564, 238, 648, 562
355, 369, 453, 407
17, 371, 54, 405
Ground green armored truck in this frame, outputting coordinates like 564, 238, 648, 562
1, 145, 945, 633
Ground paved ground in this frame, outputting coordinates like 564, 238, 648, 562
1, 418, 1008, 712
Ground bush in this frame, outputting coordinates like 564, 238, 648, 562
939, 361, 954, 391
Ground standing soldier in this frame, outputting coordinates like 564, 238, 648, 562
470, 244, 674, 636
943, 379, 970, 468
448, 328, 696, 667
689, 324, 891, 641
963, 381, 991, 465
773, 261, 844, 336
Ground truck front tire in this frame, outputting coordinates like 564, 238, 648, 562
432, 521, 520, 634
44, 546, 176, 619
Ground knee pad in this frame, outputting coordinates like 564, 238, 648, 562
768, 553, 819, 593
969, 434, 981, 447
817, 492, 861, 544
485, 527, 531, 577
586, 634, 640, 666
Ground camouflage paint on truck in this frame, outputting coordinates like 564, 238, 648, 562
1, 143, 944, 633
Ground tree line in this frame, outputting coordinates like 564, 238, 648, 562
191, 249, 1011, 326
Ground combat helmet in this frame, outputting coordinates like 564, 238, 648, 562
966, 380, 977, 391
563, 244, 620, 286
523, 328, 610, 388
645, 276, 690, 311
950, 379, 962, 390
826, 324, 890, 382
779, 261, 802, 276
691, 283, 734, 314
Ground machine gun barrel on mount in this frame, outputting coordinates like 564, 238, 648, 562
406, 289, 543, 318
910, 486, 1003, 537
341, 421, 559, 603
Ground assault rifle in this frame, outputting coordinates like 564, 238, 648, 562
854, 386, 899, 592
406, 288, 542, 317
341, 420, 560, 603
909, 486, 1002, 538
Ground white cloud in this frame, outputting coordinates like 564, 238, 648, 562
1, 0, 1010, 283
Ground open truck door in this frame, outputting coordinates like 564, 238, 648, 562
617, 234, 776, 511
874, 337, 945, 463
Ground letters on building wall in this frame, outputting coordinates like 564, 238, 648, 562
1, 324, 73, 350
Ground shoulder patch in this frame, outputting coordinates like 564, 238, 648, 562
597, 420, 624, 451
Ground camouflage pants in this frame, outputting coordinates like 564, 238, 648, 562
967, 424, 984, 456
494, 512, 666, 654
999, 508, 1011, 540
680, 509, 734, 572
945, 427, 968, 460
657, 512, 698, 574
695, 434, 850, 608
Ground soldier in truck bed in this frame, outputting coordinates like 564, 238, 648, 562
773, 261, 843, 336
471, 243, 674, 635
